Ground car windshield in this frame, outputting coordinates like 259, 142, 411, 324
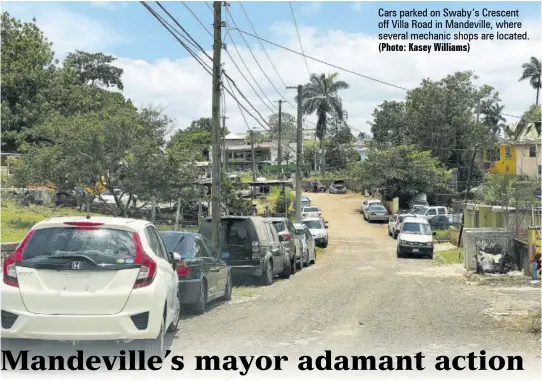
304, 207, 320, 212
200, 219, 255, 247
303, 220, 323, 229
21, 227, 136, 265
159, 233, 195, 258
401, 222, 432, 235
413, 208, 428, 215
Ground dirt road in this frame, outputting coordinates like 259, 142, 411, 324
173, 193, 541, 369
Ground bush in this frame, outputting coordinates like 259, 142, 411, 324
269, 186, 294, 213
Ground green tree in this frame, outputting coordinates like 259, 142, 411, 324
369, 101, 408, 147
519, 57, 541, 106
63, 50, 124, 90
299, 72, 350, 151
267, 112, 297, 143
1, 12, 56, 152
354, 145, 451, 200
167, 117, 228, 160
481, 100, 506, 137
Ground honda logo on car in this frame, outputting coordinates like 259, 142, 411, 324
71, 261, 82, 270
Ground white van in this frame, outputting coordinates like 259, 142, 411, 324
396, 217, 435, 259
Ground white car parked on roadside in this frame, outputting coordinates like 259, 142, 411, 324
1, 216, 181, 355
360, 199, 382, 214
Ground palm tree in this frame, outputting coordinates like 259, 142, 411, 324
519, 57, 541, 106
481, 101, 506, 137
298, 72, 349, 175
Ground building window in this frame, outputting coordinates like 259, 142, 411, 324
505, 146, 512, 158
488, 147, 500, 162
529, 145, 536, 157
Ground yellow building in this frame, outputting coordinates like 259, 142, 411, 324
484, 143, 516, 175
484, 140, 541, 177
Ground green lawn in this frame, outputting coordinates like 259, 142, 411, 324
1, 200, 104, 242
435, 248, 464, 264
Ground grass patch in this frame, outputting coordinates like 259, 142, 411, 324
503, 310, 541, 335
434, 229, 449, 239
1, 200, 104, 242
233, 286, 257, 297
316, 247, 325, 257
435, 248, 464, 264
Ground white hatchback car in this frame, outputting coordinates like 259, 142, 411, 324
1, 216, 181, 354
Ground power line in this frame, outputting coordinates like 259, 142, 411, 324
288, 2, 311, 78
224, 6, 295, 109
239, 2, 288, 90
181, 1, 277, 114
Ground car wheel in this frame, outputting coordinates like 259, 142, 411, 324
311, 248, 316, 264
323, 239, 328, 248
393, 232, 398, 239
290, 252, 297, 275
396, 248, 403, 258
222, 272, 233, 301
297, 253, 304, 270
143, 313, 165, 356
167, 298, 181, 333
388, 228, 392, 237
192, 281, 207, 315
303, 249, 310, 267
279, 257, 291, 279
262, 259, 275, 284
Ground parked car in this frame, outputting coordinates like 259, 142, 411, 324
363, 204, 390, 223
302, 206, 322, 218
411, 206, 448, 221
302, 217, 329, 248
293, 223, 317, 266
268, 217, 303, 272
159, 231, 232, 314
1, 216, 181, 355
304, 181, 326, 193
427, 215, 451, 230
360, 199, 382, 214
198, 216, 290, 285
328, 180, 347, 194
396, 217, 435, 259
387, 213, 416, 239
293, 196, 311, 211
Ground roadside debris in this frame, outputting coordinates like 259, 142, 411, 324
475, 241, 518, 274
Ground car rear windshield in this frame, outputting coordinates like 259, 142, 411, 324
304, 207, 319, 212
160, 233, 195, 259
413, 208, 428, 215
295, 228, 305, 235
402, 222, 431, 235
22, 227, 136, 264
303, 220, 323, 229
272, 221, 286, 232
200, 219, 256, 247
369, 205, 387, 211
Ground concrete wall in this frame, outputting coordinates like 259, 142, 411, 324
463, 228, 513, 270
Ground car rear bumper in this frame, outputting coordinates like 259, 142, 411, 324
179, 279, 203, 304
226, 259, 264, 277
1, 284, 163, 341
368, 215, 390, 221
398, 245, 433, 255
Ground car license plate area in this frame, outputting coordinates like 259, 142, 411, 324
412, 248, 419, 253
62, 272, 91, 291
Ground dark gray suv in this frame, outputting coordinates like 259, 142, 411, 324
199, 216, 291, 285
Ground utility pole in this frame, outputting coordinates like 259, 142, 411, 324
221, 115, 228, 172
458, 98, 481, 247
250, 129, 256, 208
277, 100, 283, 179
295, 85, 303, 222
211, 1, 222, 252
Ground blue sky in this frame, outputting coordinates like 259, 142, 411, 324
3, 1, 541, 134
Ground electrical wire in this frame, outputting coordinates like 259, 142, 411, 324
288, 1, 311, 78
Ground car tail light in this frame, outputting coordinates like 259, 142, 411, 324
279, 232, 291, 241
3, 231, 35, 288
132, 232, 157, 289
252, 240, 260, 257
176, 259, 190, 277
64, 221, 104, 227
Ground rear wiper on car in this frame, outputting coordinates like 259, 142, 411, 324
46, 253, 98, 266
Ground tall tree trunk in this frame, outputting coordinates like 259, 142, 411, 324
536, 85, 540, 107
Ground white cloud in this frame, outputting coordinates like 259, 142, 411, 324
91, 2, 128, 10
350, 2, 365, 13
300, 2, 323, 16
5, 4, 126, 57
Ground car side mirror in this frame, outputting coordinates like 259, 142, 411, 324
170, 252, 182, 264
278, 235, 285, 242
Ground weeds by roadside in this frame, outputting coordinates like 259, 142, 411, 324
502, 310, 541, 335
316, 247, 325, 257
233, 286, 257, 297
435, 248, 464, 264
